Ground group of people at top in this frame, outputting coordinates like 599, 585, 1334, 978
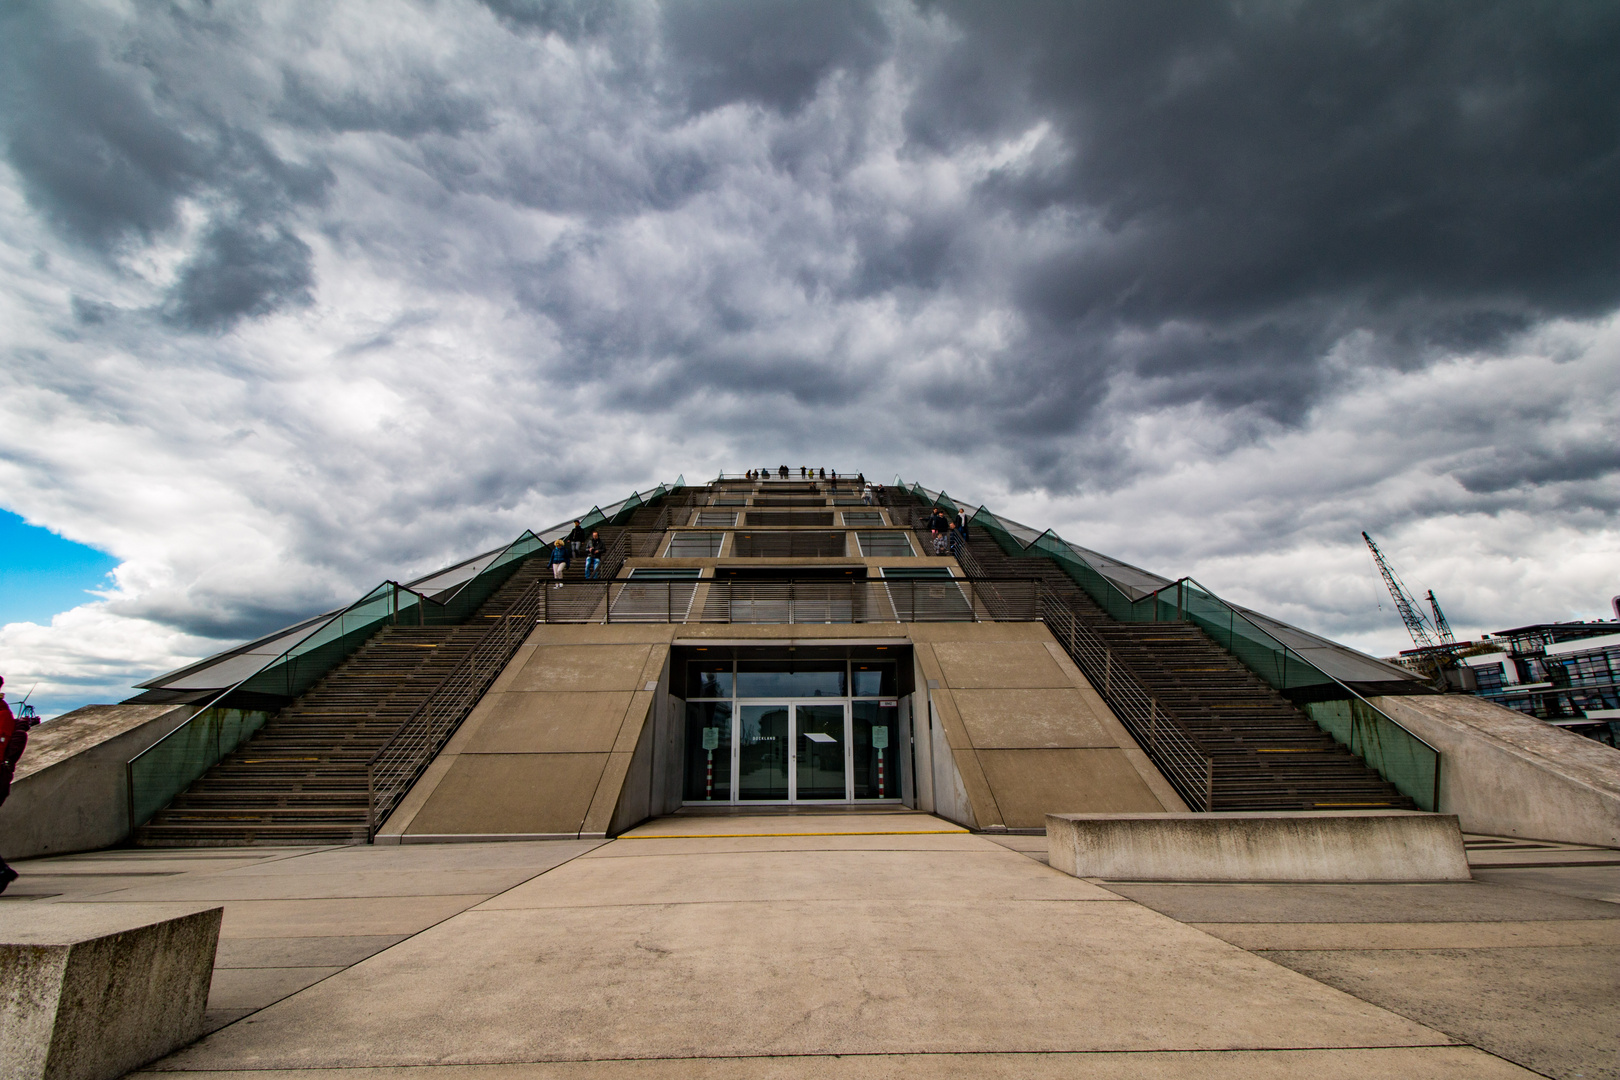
927, 506, 970, 557
549, 520, 607, 586
0, 676, 40, 893
745, 466, 865, 491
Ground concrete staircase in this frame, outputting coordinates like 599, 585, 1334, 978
896, 496, 1414, 811
134, 558, 552, 846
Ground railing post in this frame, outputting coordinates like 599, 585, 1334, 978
1205, 760, 1214, 813
1104, 648, 1113, 698
1149, 699, 1159, 753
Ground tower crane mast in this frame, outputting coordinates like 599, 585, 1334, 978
1362, 531, 1455, 681
1427, 590, 1457, 649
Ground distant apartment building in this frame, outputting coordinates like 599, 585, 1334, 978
1450, 622, 1620, 747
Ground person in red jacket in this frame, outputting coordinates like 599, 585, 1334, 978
1, 675, 37, 893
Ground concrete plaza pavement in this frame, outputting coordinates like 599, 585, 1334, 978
1, 811, 1615, 1078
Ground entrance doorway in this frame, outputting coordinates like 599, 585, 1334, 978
737, 702, 849, 801
679, 649, 906, 806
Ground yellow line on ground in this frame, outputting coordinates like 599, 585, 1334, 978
619, 829, 971, 839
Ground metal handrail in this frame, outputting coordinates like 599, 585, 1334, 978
365, 575, 546, 838
535, 575, 1045, 624
892, 494, 1214, 810
1037, 595, 1214, 811
125, 576, 447, 832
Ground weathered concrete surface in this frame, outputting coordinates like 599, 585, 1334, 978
0, 903, 221, 1080
913, 624, 1185, 829
147, 814, 1471, 1074
385, 619, 1185, 841
17, 816, 1610, 1078
1372, 692, 1620, 847
383, 639, 669, 841
1048, 811, 1472, 882
0, 704, 197, 859
1106, 849, 1620, 1080
3, 843, 603, 1036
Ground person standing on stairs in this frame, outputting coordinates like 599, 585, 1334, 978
1, 676, 39, 894
550, 539, 571, 587
584, 531, 605, 580
567, 519, 587, 558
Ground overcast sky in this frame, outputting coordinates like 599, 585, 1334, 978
2, 0, 1618, 716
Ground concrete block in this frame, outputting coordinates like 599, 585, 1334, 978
1, 903, 222, 1080
1047, 812, 1472, 882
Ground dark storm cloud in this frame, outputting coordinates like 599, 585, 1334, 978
161, 219, 315, 332
1457, 443, 1620, 496
0, 2, 331, 329
903, 0, 1620, 416
477, 0, 624, 41
663, 0, 891, 114
0, 6, 206, 246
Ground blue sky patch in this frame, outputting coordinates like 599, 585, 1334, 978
0, 509, 120, 626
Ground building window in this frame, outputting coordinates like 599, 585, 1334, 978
731, 531, 847, 557
842, 511, 884, 526
857, 531, 914, 557
666, 532, 724, 557
695, 511, 738, 526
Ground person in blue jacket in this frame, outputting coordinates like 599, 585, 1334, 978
549, 539, 571, 588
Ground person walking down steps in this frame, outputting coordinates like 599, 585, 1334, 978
550, 539, 571, 587
567, 519, 587, 558
585, 531, 605, 580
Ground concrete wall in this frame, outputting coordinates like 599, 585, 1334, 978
380, 620, 1185, 841
1371, 693, 1620, 847
910, 623, 1187, 829
379, 625, 673, 841
1047, 811, 1473, 882
0, 704, 198, 860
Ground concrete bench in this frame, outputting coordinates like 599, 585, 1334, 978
1, 903, 223, 1080
1047, 811, 1472, 882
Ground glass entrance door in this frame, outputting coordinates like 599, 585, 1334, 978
796, 704, 847, 800
738, 704, 790, 801
736, 700, 850, 802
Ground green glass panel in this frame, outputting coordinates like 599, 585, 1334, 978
128, 706, 270, 826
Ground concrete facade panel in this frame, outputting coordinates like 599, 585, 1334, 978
953, 688, 1116, 748
508, 644, 654, 693
976, 749, 1166, 828
460, 692, 635, 754
405, 754, 609, 837
930, 642, 1072, 689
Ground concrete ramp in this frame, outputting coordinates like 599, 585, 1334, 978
0, 703, 197, 859
910, 623, 1186, 829
1371, 693, 1620, 847
378, 628, 672, 841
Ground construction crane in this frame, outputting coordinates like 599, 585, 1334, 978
1362, 531, 1456, 682
1427, 590, 1457, 650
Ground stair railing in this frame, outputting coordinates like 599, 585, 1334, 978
1036, 591, 1214, 812
365, 575, 546, 839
